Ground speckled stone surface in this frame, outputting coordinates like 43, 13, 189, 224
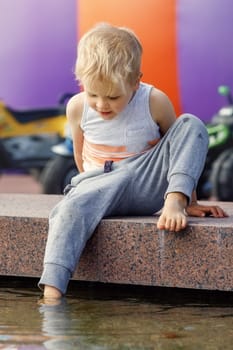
0, 194, 233, 291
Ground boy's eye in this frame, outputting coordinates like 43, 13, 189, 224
108, 96, 120, 100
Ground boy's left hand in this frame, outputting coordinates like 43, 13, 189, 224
186, 202, 228, 218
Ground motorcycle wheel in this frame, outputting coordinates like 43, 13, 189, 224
210, 148, 233, 201
40, 156, 78, 194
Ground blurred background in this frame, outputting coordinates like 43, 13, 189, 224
0, 0, 233, 195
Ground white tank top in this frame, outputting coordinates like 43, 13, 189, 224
80, 82, 161, 171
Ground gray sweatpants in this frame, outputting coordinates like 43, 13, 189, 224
39, 114, 209, 294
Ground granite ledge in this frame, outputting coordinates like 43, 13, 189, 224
0, 194, 233, 292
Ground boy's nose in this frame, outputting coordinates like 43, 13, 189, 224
96, 98, 108, 109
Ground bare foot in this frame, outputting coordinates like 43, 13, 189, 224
41, 285, 63, 304
38, 285, 63, 305
157, 192, 188, 232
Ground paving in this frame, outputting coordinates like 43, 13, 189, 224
0, 173, 42, 194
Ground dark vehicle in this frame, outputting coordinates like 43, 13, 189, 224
197, 85, 233, 201
41, 86, 233, 201
40, 134, 78, 194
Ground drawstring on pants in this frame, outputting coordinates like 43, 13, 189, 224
104, 160, 114, 173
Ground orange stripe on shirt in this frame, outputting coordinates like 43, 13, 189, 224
82, 138, 160, 170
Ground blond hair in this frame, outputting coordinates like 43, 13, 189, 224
75, 23, 142, 93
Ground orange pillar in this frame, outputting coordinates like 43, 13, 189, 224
77, 0, 181, 115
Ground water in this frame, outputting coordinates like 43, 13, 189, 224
0, 278, 233, 350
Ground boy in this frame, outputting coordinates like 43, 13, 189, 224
39, 23, 227, 300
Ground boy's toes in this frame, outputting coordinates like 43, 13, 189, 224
157, 215, 187, 232
157, 216, 166, 230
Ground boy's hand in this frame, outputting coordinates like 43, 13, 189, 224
186, 202, 228, 218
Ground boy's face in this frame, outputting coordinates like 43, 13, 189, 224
83, 80, 139, 120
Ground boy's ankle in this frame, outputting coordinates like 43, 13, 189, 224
44, 285, 62, 299
166, 192, 188, 206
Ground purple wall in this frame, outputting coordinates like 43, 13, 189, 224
0, 0, 232, 120
177, 0, 233, 121
0, 0, 77, 108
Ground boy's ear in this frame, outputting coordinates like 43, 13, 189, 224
134, 72, 143, 90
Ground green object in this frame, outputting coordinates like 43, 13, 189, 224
218, 85, 230, 96
207, 123, 230, 148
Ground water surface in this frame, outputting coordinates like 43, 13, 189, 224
0, 278, 233, 349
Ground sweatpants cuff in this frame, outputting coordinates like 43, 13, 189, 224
165, 173, 195, 203
38, 263, 71, 295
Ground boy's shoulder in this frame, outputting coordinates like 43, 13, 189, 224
149, 86, 176, 128
149, 86, 171, 103
66, 92, 85, 123
67, 91, 85, 105
140, 82, 165, 99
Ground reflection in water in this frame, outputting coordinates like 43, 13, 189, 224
0, 279, 233, 349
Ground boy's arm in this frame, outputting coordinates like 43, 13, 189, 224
191, 191, 198, 204
66, 92, 85, 173
149, 88, 228, 218
187, 190, 228, 218
149, 87, 176, 135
